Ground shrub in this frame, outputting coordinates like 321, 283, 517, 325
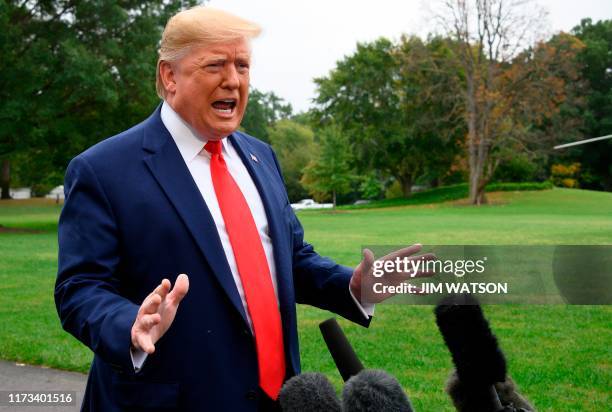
551, 163, 581, 188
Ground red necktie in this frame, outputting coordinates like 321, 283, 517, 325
204, 140, 285, 400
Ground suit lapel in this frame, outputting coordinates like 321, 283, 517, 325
141, 108, 249, 327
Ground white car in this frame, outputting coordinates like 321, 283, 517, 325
290, 198, 333, 210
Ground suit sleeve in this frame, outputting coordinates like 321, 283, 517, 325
269, 147, 371, 327
55, 155, 140, 374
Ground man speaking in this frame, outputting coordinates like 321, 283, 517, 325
55, 6, 428, 411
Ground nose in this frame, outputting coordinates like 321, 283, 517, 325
221, 64, 240, 90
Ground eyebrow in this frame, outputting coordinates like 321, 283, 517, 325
197, 56, 226, 64
196, 54, 251, 64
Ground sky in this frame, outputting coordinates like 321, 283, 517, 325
207, 0, 611, 113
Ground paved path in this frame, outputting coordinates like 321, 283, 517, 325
0, 360, 86, 411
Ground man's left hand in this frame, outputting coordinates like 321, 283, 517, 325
350, 244, 436, 304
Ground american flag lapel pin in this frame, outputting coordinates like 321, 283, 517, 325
250, 153, 258, 163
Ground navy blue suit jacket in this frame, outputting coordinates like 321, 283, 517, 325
55, 105, 370, 411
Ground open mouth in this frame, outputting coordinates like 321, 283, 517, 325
211, 99, 237, 114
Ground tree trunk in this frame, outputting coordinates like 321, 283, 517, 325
399, 175, 412, 198
469, 168, 489, 205
466, 71, 482, 205
1, 159, 10, 200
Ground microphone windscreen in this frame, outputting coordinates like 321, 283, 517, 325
279, 372, 341, 412
319, 318, 364, 381
434, 295, 506, 385
342, 369, 413, 412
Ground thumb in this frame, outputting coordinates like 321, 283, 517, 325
168, 273, 189, 305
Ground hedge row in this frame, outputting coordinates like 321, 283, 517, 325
337, 181, 553, 210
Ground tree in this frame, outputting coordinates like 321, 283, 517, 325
240, 88, 292, 143
505, 32, 587, 185
0, 0, 199, 199
571, 19, 612, 191
268, 119, 315, 201
314, 37, 464, 197
395, 35, 465, 188
301, 125, 354, 207
437, 0, 587, 204
313, 39, 408, 194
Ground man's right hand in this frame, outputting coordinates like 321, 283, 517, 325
131, 274, 190, 354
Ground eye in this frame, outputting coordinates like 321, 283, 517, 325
237, 62, 250, 73
203, 62, 223, 72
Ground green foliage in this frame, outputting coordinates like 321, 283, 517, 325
313, 36, 464, 197
396, 36, 465, 188
570, 19, 612, 191
486, 181, 554, 192
0, 0, 200, 195
358, 172, 384, 200
301, 125, 354, 206
493, 155, 543, 183
240, 88, 292, 143
341, 182, 553, 210
384, 180, 405, 200
268, 119, 314, 202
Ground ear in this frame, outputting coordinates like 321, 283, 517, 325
159, 60, 177, 95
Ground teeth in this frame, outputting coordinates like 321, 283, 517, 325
215, 108, 232, 113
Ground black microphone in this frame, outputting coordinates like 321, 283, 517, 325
319, 318, 364, 381
435, 294, 506, 412
279, 372, 341, 412
342, 369, 413, 412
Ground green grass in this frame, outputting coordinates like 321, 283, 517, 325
0, 188, 610, 411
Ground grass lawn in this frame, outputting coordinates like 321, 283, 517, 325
0, 189, 610, 410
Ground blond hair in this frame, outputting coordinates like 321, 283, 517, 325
156, 6, 261, 98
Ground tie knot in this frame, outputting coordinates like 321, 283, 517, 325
204, 140, 222, 156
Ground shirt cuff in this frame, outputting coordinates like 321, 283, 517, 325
349, 285, 375, 319
130, 346, 148, 372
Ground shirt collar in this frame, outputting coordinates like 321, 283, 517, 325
160, 100, 231, 164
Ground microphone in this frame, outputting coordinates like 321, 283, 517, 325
319, 318, 365, 381
279, 372, 341, 412
435, 294, 506, 412
319, 318, 414, 411
342, 369, 413, 412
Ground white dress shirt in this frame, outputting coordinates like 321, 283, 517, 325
131, 101, 372, 371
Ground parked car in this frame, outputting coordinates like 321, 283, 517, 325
46, 185, 65, 201
290, 198, 333, 210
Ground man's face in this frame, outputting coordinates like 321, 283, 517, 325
163, 38, 251, 140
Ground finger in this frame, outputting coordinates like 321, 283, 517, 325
137, 334, 156, 354
382, 243, 423, 262
411, 270, 436, 279
410, 252, 437, 262
138, 279, 170, 314
140, 313, 161, 329
168, 274, 190, 305
155, 278, 171, 301
405, 253, 438, 275
356, 248, 375, 275
141, 293, 162, 315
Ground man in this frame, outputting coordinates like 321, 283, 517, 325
55, 6, 431, 411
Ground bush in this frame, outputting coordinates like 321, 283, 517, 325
359, 173, 384, 200
486, 181, 554, 191
340, 181, 553, 210
493, 155, 542, 182
551, 163, 581, 188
